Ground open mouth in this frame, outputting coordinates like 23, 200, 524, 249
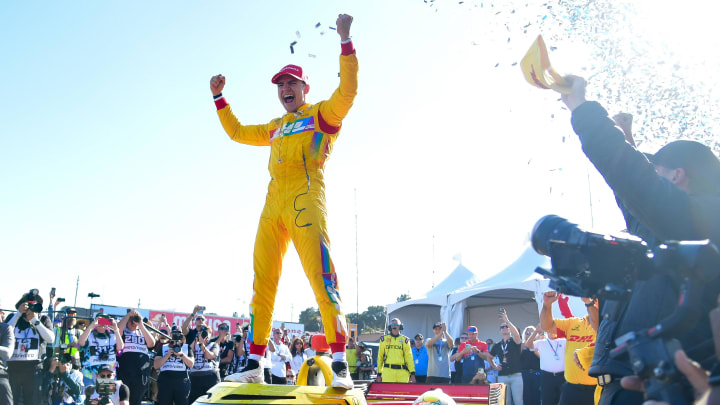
283, 95, 295, 104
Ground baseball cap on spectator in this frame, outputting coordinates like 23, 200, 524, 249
218, 324, 230, 331
414, 334, 424, 340
649, 140, 720, 194
98, 364, 114, 374
467, 326, 478, 333
433, 322, 443, 329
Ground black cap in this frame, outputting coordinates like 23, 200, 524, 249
98, 364, 114, 373
649, 140, 720, 194
414, 333, 424, 340
433, 322, 443, 329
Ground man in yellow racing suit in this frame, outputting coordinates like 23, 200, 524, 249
377, 318, 416, 383
210, 14, 357, 389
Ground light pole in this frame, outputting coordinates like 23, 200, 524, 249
88, 292, 100, 318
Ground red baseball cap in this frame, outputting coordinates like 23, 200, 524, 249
271, 64, 309, 85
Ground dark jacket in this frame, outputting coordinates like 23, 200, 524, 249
570, 101, 720, 377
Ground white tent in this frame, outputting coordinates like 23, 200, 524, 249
385, 263, 478, 338
388, 246, 589, 343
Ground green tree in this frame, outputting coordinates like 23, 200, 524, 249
396, 294, 411, 302
298, 307, 321, 332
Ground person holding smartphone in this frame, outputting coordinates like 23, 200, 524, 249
78, 316, 123, 387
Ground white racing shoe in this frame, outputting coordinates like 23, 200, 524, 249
224, 359, 264, 384
331, 361, 353, 390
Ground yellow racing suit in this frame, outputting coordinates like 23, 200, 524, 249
377, 334, 415, 382
215, 44, 358, 355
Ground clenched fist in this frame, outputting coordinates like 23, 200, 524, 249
336, 14, 353, 41
210, 74, 226, 97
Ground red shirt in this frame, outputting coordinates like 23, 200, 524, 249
458, 340, 488, 357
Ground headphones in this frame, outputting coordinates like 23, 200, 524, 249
387, 320, 403, 333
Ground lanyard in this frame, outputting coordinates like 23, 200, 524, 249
548, 339, 560, 358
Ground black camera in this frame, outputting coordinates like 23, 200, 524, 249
170, 330, 184, 352
200, 326, 209, 339
531, 214, 720, 404
531, 215, 720, 299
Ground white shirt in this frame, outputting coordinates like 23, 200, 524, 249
270, 341, 291, 378
533, 338, 566, 373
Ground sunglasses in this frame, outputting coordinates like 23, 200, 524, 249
500, 325, 509, 329
98, 373, 113, 378
274, 331, 282, 334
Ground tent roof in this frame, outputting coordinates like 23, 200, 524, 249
447, 246, 549, 306
386, 263, 477, 314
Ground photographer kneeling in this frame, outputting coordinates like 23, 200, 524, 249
558, 76, 720, 405
48, 354, 83, 405
84, 364, 129, 405
154, 330, 193, 405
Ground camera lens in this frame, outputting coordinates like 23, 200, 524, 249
531, 215, 580, 256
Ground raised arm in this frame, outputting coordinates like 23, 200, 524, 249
318, 14, 358, 128
540, 291, 559, 333
210, 75, 274, 146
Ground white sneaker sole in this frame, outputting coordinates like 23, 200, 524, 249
331, 376, 353, 390
224, 370, 265, 384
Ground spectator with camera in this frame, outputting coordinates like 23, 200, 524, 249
267, 329, 290, 384
117, 310, 155, 405
53, 309, 82, 371
377, 318, 416, 383
154, 329, 193, 405
559, 75, 720, 405
181, 306, 207, 344
78, 315, 123, 387
188, 326, 219, 403
0, 319, 15, 405
83, 364, 129, 405
451, 326, 495, 384
425, 322, 454, 384
210, 323, 234, 380
227, 335, 247, 376
6, 289, 55, 405
48, 354, 83, 404
490, 310, 523, 405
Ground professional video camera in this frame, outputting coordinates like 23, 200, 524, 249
531, 214, 720, 404
200, 325, 209, 339
531, 214, 720, 300
93, 379, 117, 405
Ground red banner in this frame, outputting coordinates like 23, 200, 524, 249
148, 311, 250, 336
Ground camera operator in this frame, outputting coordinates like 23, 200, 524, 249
48, 354, 83, 404
560, 76, 720, 405
154, 330, 193, 405
1, 319, 15, 405
53, 309, 82, 371
116, 310, 155, 405
188, 326, 219, 404
78, 316, 123, 387
84, 364, 129, 405
210, 324, 233, 380
6, 290, 55, 405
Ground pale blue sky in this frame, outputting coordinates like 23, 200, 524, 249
1, 0, 714, 322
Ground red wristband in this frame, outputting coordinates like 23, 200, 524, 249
341, 40, 355, 56
214, 97, 228, 110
